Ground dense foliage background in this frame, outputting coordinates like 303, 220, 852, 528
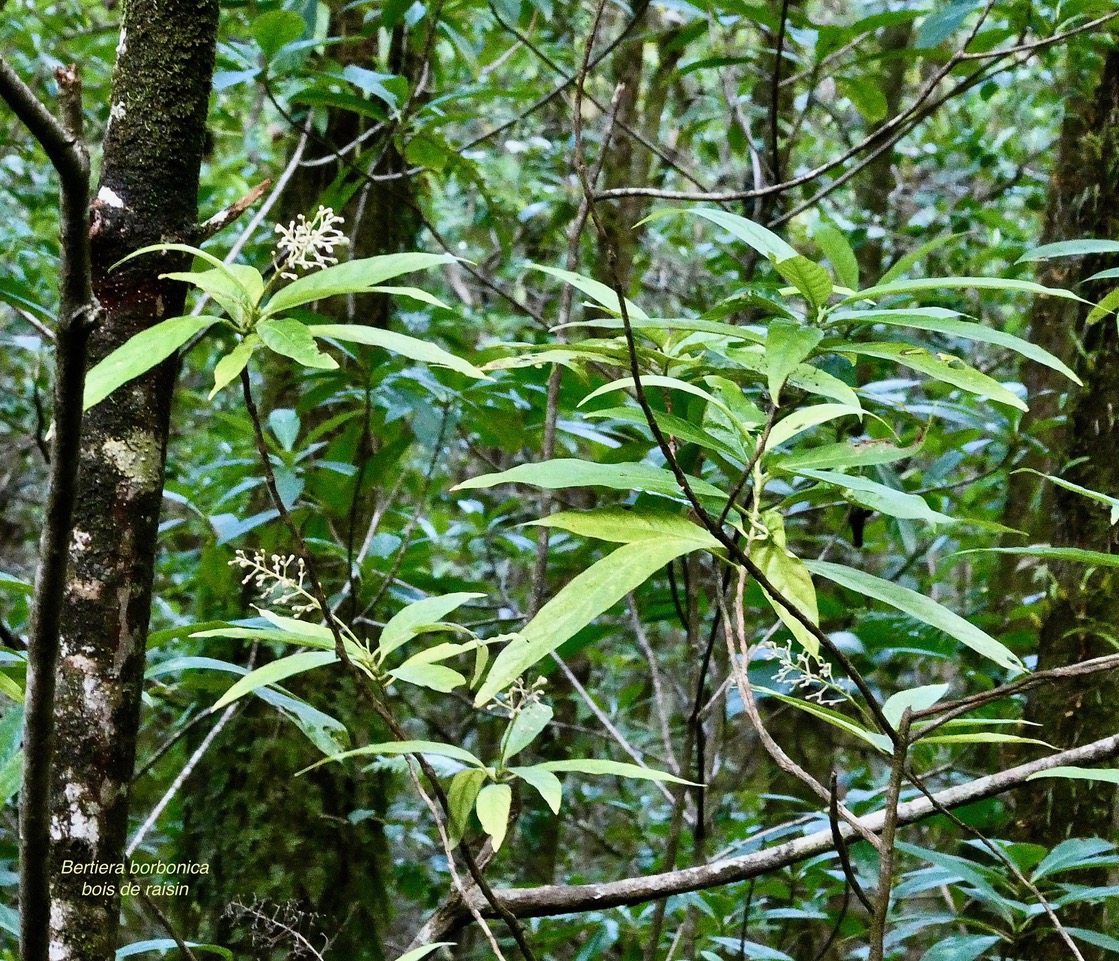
5, 0, 1119, 958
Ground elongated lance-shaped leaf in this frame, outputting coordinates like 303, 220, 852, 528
84, 316, 218, 410
535, 758, 699, 785
527, 508, 721, 547
474, 536, 713, 706
1016, 239, 1119, 263
765, 321, 824, 404
262, 252, 457, 315
310, 324, 487, 379
639, 208, 799, 262
827, 307, 1081, 384
805, 559, 1024, 672
378, 592, 484, 660
213, 650, 338, 710
531, 264, 649, 320
453, 458, 728, 500
299, 739, 486, 776
840, 275, 1087, 306
258, 318, 338, 369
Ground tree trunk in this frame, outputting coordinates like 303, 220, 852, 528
1012, 46, 1119, 960
47, 3, 219, 958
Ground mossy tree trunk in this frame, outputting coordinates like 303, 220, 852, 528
47, 3, 219, 959
1012, 45, 1119, 961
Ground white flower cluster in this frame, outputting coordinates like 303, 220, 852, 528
763, 639, 846, 706
231, 549, 318, 615
273, 206, 349, 280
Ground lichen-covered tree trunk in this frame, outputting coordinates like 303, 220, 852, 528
1012, 46, 1119, 960
47, 3, 219, 958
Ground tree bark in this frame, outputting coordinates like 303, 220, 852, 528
47, 3, 219, 959
1012, 46, 1119, 960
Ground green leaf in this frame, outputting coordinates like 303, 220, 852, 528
1031, 838, 1117, 881
212, 650, 337, 710
813, 224, 859, 289
805, 559, 1024, 672
301, 739, 485, 775
531, 265, 649, 320
390, 945, 457, 961
162, 264, 264, 320
117, 940, 233, 960
210, 335, 258, 398
580, 375, 735, 423
527, 508, 720, 547
764, 404, 864, 453
268, 409, 301, 451
839, 76, 888, 123
386, 662, 466, 692
772, 437, 917, 473
447, 768, 487, 847
1066, 929, 1119, 956
751, 512, 819, 656
1027, 766, 1119, 785
918, 935, 1001, 961
510, 765, 563, 814
841, 275, 1085, 306
917, 733, 1052, 747
501, 702, 553, 763
474, 537, 709, 706
252, 9, 305, 59
883, 684, 950, 728
775, 256, 833, 309
536, 758, 697, 785
582, 406, 746, 464
915, 0, 983, 48
1015, 468, 1119, 524
828, 307, 1081, 384
263, 252, 455, 315
765, 321, 824, 404
756, 687, 891, 752
378, 592, 484, 659
795, 468, 954, 525
841, 342, 1027, 411
0, 572, 32, 596
1016, 239, 1119, 263
640, 208, 799, 263
1087, 286, 1119, 325
957, 545, 1119, 568
0, 750, 22, 804
111, 242, 238, 277
475, 783, 512, 851
84, 317, 217, 410
310, 324, 487, 379
258, 318, 338, 369
454, 458, 727, 500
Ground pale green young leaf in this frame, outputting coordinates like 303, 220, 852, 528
527, 508, 720, 548
764, 404, 863, 453
775, 256, 833, 309
841, 275, 1086, 306
386, 662, 466, 692
255, 608, 335, 644
795, 468, 954, 525
501, 702, 554, 763
447, 768, 487, 847
509, 766, 563, 813
765, 321, 824, 405
213, 650, 338, 710
956, 545, 1119, 568
1027, 766, 1119, 785
210, 335, 259, 398
786, 364, 862, 409
162, 264, 264, 320
827, 307, 1080, 384
1087, 287, 1119, 325
530, 265, 649, 320
771, 437, 918, 473
474, 537, 710, 706
258, 318, 339, 369
475, 783, 512, 851
640, 208, 798, 262
879, 233, 964, 285
882, 684, 950, 728
841, 342, 1027, 411
1016, 239, 1119, 263
583, 406, 746, 464
378, 592, 485, 659
365, 285, 452, 310
262, 252, 456, 315
751, 513, 819, 656
579, 374, 736, 423
814, 224, 860, 290
805, 559, 1024, 672
300, 739, 485, 776
757, 687, 892, 752
453, 458, 727, 500
917, 733, 1053, 747
84, 317, 218, 410
310, 324, 487, 379
536, 758, 698, 785
111, 242, 236, 277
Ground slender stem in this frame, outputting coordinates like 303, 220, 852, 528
868, 711, 910, 961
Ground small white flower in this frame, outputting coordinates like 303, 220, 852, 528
272, 206, 349, 281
